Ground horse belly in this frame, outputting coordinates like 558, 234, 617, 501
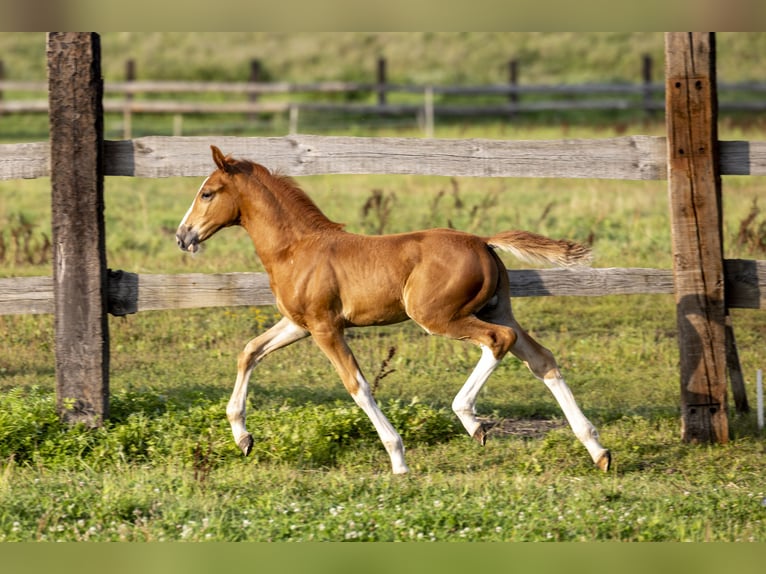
340, 282, 409, 327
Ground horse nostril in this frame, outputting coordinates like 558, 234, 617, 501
176, 227, 200, 253
176, 231, 188, 250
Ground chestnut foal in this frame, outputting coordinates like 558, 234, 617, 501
176, 146, 611, 474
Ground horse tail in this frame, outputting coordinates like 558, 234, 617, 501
484, 230, 592, 268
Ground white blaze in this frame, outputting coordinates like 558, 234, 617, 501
179, 176, 210, 227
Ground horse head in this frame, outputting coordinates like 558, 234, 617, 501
176, 146, 243, 253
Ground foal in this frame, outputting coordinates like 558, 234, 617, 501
176, 146, 611, 474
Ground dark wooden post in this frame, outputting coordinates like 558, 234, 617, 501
508, 58, 519, 119
248, 59, 261, 121
249, 60, 262, 90
665, 32, 728, 443
123, 59, 135, 139
125, 59, 136, 85
642, 54, 654, 117
0, 59, 5, 118
376, 57, 387, 106
249, 59, 261, 102
47, 32, 109, 426
508, 59, 519, 105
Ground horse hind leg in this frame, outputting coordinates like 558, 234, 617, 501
226, 317, 309, 456
508, 322, 611, 471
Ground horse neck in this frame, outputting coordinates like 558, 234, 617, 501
238, 167, 343, 261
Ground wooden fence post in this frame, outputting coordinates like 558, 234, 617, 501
47, 32, 109, 426
248, 59, 261, 121
249, 59, 262, 98
642, 54, 654, 118
124, 58, 135, 139
508, 58, 519, 119
376, 56, 387, 106
665, 32, 728, 444
508, 59, 519, 103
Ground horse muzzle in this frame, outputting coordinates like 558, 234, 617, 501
176, 225, 200, 253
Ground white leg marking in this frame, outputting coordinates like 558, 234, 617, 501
226, 318, 309, 450
509, 326, 609, 468
543, 373, 608, 464
352, 371, 409, 474
226, 366, 254, 445
452, 345, 499, 438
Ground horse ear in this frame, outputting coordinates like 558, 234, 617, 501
211, 145, 230, 172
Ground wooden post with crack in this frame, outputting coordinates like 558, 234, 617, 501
665, 32, 729, 443
48, 32, 109, 426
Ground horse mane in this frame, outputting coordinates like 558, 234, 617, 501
237, 159, 345, 233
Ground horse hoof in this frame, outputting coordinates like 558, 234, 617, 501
595, 449, 611, 472
238, 433, 254, 456
472, 421, 496, 446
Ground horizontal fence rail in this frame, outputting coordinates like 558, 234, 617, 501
0, 98, 666, 116
2, 135, 766, 182
0, 80, 766, 115
2, 260, 763, 316
2, 78, 766, 103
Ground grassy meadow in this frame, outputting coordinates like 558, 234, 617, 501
1, 33, 766, 542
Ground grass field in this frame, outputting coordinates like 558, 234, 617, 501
1, 33, 766, 542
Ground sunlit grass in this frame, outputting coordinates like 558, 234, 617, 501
1, 412, 764, 541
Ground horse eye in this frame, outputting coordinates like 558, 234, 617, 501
200, 191, 214, 201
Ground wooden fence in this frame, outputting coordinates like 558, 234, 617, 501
2, 52, 766, 138
0, 33, 764, 444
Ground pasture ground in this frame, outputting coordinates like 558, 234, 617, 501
1, 117, 766, 541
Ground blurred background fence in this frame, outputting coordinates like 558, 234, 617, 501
3, 55, 766, 138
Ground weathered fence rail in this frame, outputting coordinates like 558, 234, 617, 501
3, 135, 766, 182
2, 260, 764, 317
2, 79, 766, 114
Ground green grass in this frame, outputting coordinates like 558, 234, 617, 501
0, 399, 764, 541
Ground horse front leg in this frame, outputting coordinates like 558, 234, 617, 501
452, 344, 501, 445
310, 326, 409, 475
227, 317, 309, 456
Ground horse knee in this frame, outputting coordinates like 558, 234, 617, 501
521, 345, 558, 380
237, 343, 260, 373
